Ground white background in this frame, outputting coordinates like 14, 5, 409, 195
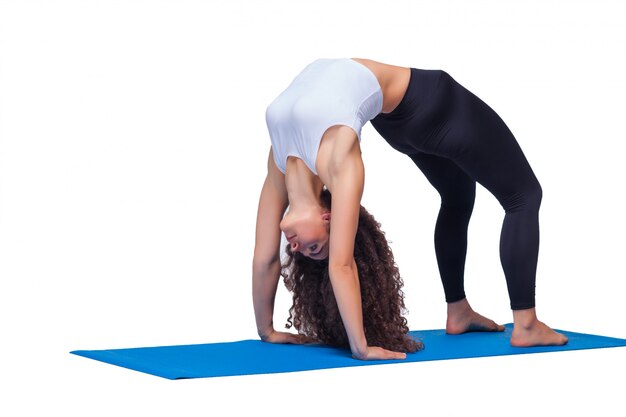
1, 0, 625, 415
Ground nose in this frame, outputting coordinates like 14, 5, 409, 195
290, 242, 300, 252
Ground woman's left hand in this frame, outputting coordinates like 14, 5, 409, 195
352, 346, 407, 361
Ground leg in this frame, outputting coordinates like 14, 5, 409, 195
430, 74, 567, 345
372, 68, 566, 345
409, 151, 504, 334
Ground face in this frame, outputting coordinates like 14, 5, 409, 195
280, 209, 331, 260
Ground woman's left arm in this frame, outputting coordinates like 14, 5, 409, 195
321, 135, 406, 361
325, 148, 367, 358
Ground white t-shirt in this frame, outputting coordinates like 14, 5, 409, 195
265, 58, 383, 175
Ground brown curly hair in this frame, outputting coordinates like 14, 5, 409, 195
281, 189, 423, 353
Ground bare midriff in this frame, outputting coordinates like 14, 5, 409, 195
349, 57, 411, 115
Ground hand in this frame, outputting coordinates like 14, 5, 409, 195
352, 346, 407, 361
260, 329, 317, 345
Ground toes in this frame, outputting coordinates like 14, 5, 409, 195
476, 318, 502, 332
447, 314, 505, 334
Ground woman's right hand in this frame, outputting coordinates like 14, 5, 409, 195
353, 346, 407, 361
260, 329, 317, 345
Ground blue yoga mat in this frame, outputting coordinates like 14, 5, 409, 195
71, 324, 626, 379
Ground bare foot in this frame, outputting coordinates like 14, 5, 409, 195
511, 308, 568, 347
446, 298, 505, 335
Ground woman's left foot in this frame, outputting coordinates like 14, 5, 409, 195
446, 298, 505, 335
511, 308, 568, 347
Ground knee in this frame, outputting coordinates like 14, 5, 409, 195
439, 187, 476, 216
501, 180, 542, 213
527, 180, 543, 208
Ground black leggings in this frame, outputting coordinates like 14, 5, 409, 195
370, 68, 541, 310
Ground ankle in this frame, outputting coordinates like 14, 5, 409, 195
447, 297, 470, 312
512, 307, 539, 329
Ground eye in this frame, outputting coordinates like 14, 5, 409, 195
309, 244, 318, 253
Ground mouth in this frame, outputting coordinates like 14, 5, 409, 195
286, 235, 296, 243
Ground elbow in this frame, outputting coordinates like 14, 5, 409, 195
252, 250, 281, 271
328, 262, 356, 278
252, 258, 280, 274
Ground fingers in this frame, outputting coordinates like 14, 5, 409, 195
290, 334, 317, 344
286, 333, 305, 344
266, 331, 317, 345
390, 351, 407, 360
358, 347, 407, 361
377, 348, 406, 360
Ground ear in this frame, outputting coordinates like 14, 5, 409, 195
321, 212, 331, 222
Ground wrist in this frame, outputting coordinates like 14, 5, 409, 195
350, 337, 369, 360
258, 326, 275, 341
351, 345, 369, 360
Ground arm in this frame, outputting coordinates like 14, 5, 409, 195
320, 134, 406, 360
252, 148, 288, 339
324, 145, 370, 358
252, 148, 314, 344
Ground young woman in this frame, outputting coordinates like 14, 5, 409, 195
252, 57, 568, 361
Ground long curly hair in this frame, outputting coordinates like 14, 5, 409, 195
281, 189, 423, 353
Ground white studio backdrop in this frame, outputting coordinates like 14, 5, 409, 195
1, 1, 624, 416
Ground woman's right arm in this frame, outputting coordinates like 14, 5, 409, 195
252, 148, 288, 340
252, 148, 313, 344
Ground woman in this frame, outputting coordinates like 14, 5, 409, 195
252, 57, 568, 361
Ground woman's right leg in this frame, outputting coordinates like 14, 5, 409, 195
408, 151, 475, 305
409, 151, 504, 334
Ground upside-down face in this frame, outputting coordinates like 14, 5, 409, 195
280, 208, 331, 260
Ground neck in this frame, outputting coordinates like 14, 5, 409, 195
284, 158, 325, 211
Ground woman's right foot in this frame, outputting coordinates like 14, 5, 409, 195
511, 308, 568, 347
